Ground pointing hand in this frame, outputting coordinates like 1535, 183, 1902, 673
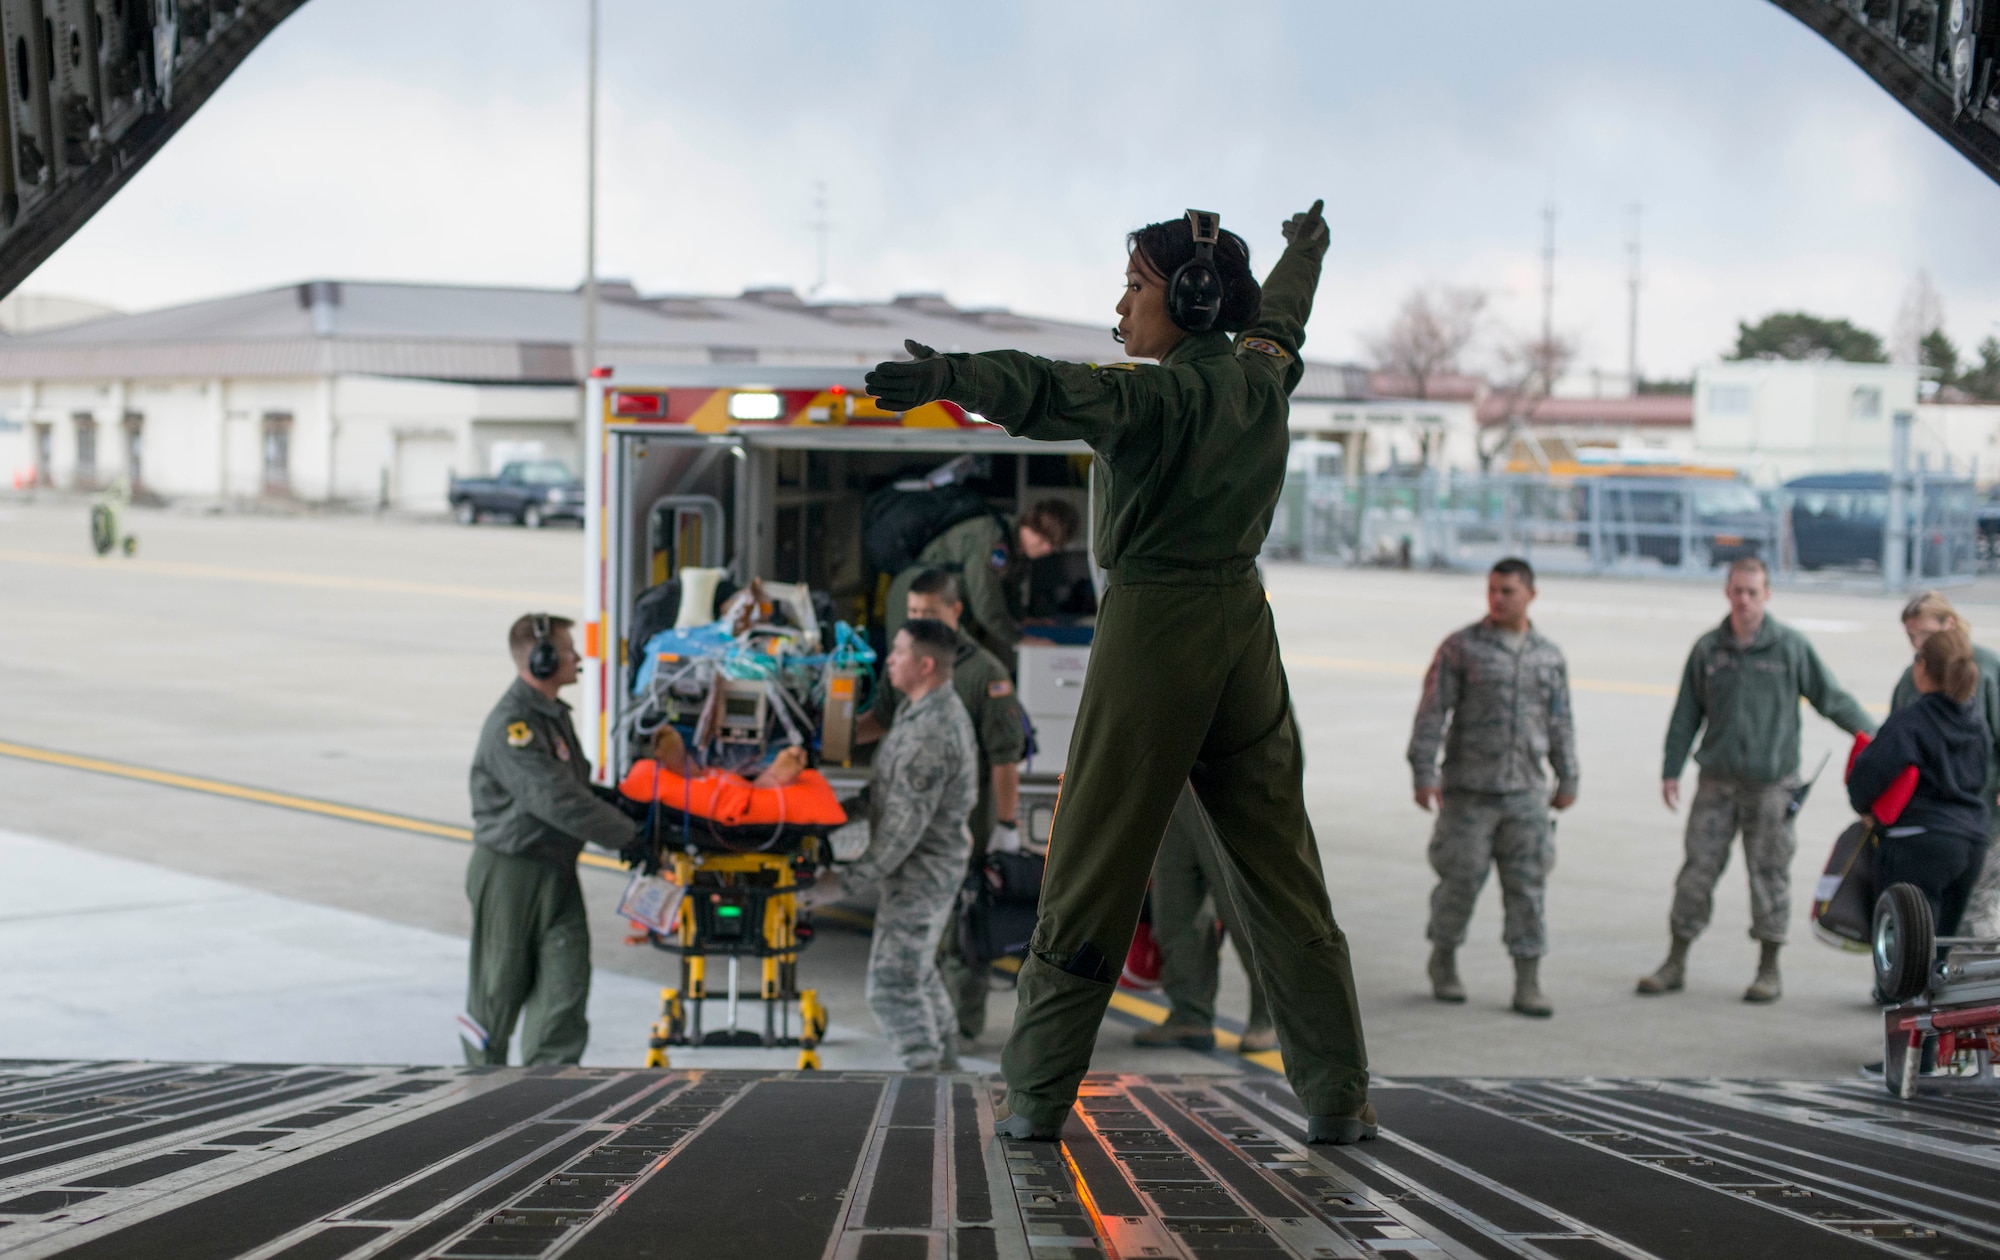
1281, 199, 1327, 246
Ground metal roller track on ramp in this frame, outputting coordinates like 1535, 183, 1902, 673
2, 1063, 1999, 1258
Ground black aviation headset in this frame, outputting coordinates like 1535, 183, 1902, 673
1167, 208, 1224, 333
527, 613, 560, 680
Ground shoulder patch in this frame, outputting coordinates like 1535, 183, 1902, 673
989, 546, 1009, 571
506, 721, 533, 748
987, 679, 1014, 698
1238, 337, 1289, 360
1088, 361, 1138, 372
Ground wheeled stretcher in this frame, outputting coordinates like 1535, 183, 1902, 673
621, 782, 844, 1070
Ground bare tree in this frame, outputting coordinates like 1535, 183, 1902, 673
1364, 286, 1487, 400
1477, 328, 1578, 471
1892, 270, 1945, 365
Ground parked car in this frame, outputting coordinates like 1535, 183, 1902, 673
1598, 481, 1770, 568
1786, 471, 1975, 575
449, 460, 583, 528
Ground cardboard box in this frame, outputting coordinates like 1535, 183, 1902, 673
821, 668, 861, 764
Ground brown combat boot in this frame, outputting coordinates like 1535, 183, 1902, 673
1511, 957, 1553, 1018
1135, 1022, 1216, 1052
1237, 1023, 1277, 1054
1428, 947, 1467, 1003
1636, 936, 1691, 995
1743, 941, 1783, 1003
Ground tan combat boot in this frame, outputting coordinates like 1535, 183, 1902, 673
1636, 936, 1691, 995
1511, 957, 1553, 1018
1238, 1023, 1277, 1054
1743, 941, 1783, 1003
1428, 947, 1467, 1004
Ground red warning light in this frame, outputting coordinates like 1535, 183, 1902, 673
611, 392, 667, 418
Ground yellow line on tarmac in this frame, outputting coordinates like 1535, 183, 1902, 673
0, 548, 577, 606
990, 956, 1285, 1074
0, 738, 624, 872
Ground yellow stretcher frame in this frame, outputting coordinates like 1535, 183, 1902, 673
643, 846, 828, 1071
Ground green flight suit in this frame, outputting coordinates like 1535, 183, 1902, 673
919, 226, 1368, 1130
884, 515, 1023, 664
463, 677, 637, 1065
870, 627, 1029, 1038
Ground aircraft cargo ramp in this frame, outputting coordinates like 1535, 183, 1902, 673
2, 1062, 1998, 1260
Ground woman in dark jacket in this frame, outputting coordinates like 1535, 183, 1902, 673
1849, 626, 1993, 933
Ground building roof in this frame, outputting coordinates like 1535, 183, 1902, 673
1475, 393, 1694, 429
0, 279, 1352, 386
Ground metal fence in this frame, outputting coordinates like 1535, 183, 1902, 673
1268, 470, 1980, 586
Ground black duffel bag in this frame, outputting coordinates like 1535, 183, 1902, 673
1811, 819, 1881, 951
958, 850, 1044, 966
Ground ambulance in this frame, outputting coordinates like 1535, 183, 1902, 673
576, 365, 1094, 835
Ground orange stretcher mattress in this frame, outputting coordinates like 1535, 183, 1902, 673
619, 761, 848, 828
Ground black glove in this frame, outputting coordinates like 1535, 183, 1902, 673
619, 834, 656, 874
1281, 198, 1327, 246
865, 340, 953, 412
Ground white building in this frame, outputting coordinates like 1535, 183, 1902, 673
0, 280, 1143, 511
1287, 364, 1481, 475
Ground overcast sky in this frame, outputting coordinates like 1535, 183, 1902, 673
20, 0, 2000, 381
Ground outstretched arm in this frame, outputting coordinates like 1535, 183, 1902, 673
1233, 200, 1328, 393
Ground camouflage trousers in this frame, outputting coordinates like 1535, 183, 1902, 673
1425, 789, 1555, 959
1670, 773, 1797, 944
1963, 839, 2000, 939
866, 868, 962, 1071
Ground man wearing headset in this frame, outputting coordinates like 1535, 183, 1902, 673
867, 200, 1374, 1145
461, 613, 640, 1066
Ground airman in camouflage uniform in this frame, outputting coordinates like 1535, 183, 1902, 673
1408, 559, 1578, 1017
835, 623, 979, 1070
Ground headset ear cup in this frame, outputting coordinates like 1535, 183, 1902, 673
1167, 259, 1222, 333
529, 641, 559, 680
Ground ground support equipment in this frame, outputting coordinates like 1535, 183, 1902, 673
1872, 880, 2000, 1098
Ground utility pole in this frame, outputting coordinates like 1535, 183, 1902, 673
1626, 204, 1642, 395
809, 181, 830, 296
1539, 203, 1556, 393
579, 0, 599, 439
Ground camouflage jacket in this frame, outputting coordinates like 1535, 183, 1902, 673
848, 682, 978, 889
1408, 620, 1580, 797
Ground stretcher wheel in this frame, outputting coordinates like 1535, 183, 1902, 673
1873, 884, 1935, 1005
797, 1048, 821, 1071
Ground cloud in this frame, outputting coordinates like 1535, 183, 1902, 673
18, 0, 1999, 378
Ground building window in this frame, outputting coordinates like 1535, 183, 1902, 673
1850, 386, 1882, 419
73, 413, 97, 489
1707, 384, 1752, 416
262, 411, 293, 494
123, 412, 144, 487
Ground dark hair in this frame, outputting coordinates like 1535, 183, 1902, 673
899, 617, 958, 670
1729, 555, 1769, 583
909, 568, 961, 604
1490, 557, 1535, 589
508, 613, 572, 664
1919, 625, 1979, 704
1127, 218, 1261, 333
1021, 498, 1082, 549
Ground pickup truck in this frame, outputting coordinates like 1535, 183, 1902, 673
449, 460, 584, 528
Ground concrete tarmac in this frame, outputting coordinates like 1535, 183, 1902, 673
0, 497, 1976, 1078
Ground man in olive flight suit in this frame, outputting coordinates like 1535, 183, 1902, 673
868, 199, 1376, 1145
857, 567, 1030, 1041
883, 499, 1081, 665
462, 613, 639, 1066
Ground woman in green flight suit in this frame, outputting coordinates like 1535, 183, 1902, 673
865, 201, 1373, 1144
